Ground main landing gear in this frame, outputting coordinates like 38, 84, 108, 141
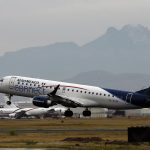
64, 109, 73, 117
82, 108, 91, 117
64, 108, 91, 117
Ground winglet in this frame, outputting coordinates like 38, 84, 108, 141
48, 84, 60, 96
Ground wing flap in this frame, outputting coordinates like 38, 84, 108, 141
50, 95, 83, 108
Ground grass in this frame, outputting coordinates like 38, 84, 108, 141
0, 117, 149, 149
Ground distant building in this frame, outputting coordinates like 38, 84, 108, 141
90, 108, 108, 118
70, 108, 108, 118
125, 108, 150, 117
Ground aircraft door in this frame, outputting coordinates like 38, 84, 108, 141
62, 86, 66, 93
9, 77, 17, 89
126, 93, 133, 103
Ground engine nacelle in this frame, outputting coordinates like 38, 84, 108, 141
33, 96, 55, 108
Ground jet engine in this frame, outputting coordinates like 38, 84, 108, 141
33, 95, 56, 108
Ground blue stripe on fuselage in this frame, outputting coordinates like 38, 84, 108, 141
104, 88, 129, 101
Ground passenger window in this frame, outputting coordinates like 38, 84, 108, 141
89, 92, 91, 94
76, 90, 78, 92
104, 94, 106, 96
85, 91, 87, 94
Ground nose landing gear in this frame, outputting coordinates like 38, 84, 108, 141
5, 94, 12, 105
6, 101, 11, 105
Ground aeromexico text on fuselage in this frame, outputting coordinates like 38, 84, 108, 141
0, 75, 150, 109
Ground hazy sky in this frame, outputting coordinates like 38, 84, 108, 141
0, 0, 150, 53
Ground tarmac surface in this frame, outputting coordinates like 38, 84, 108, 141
0, 128, 126, 133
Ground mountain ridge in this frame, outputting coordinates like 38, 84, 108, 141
0, 24, 150, 80
65, 70, 150, 91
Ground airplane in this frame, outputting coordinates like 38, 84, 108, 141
0, 75, 150, 117
0, 95, 67, 119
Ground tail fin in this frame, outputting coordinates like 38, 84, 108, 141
136, 87, 150, 96
3, 95, 18, 108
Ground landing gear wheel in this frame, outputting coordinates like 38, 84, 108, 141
5, 94, 13, 105
83, 109, 91, 117
6, 101, 11, 105
64, 109, 73, 117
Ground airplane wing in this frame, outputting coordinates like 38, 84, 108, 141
33, 84, 85, 108
47, 85, 83, 108
49, 94, 83, 107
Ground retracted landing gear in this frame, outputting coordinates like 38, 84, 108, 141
82, 108, 91, 117
64, 109, 73, 117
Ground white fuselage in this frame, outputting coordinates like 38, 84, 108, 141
0, 76, 138, 109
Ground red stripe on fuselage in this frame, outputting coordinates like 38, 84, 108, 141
42, 85, 87, 90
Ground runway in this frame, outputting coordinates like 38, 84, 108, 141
0, 128, 126, 133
